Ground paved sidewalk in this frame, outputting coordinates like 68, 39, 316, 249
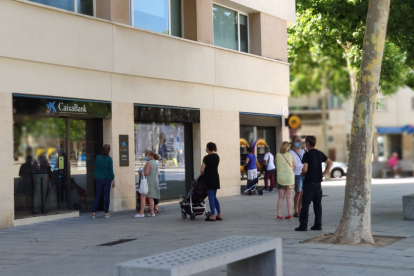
1, 180, 414, 276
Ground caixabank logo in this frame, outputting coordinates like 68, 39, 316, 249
121, 142, 127, 148
46, 101, 87, 114
46, 102, 57, 114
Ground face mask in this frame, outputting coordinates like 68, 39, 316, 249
145, 157, 149, 161
295, 142, 301, 148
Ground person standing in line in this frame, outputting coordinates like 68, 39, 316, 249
135, 151, 160, 218
262, 147, 276, 192
201, 142, 223, 222
92, 144, 115, 219
276, 142, 295, 220
289, 136, 306, 217
245, 147, 257, 186
295, 136, 332, 231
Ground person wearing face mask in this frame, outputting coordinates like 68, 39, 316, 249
200, 142, 223, 221
135, 151, 160, 218
289, 136, 306, 217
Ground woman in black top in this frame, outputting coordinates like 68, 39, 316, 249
200, 142, 222, 221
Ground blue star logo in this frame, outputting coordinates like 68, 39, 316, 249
46, 101, 57, 113
121, 142, 127, 148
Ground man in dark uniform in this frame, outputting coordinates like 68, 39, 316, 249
295, 136, 332, 231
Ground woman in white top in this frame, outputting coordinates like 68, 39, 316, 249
263, 147, 276, 192
289, 135, 306, 217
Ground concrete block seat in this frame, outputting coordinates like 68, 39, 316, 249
114, 236, 283, 276
403, 194, 414, 220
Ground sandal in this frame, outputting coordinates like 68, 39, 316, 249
154, 209, 160, 214
216, 217, 223, 221
293, 213, 300, 217
205, 217, 216, 221
276, 216, 283, 220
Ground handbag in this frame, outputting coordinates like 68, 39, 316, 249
138, 176, 149, 195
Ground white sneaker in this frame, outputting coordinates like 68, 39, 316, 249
147, 213, 155, 217
134, 214, 145, 218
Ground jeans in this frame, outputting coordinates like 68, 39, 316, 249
206, 189, 221, 215
299, 182, 322, 228
93, 179, 112, 213
264, 169, 275, 190
294, 175, 304, 192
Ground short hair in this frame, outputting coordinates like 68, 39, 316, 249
279, 141, 290, 154
305, 136, 317, 147
102, 144, 111, 156
206, 142, 217, 152
246, 146, 253, 153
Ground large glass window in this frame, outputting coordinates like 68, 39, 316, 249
213, 4, 249, 53
29, 0, 94, 16
135, 122, 186, 200
131, 0, 182, 37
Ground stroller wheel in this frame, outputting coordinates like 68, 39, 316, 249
190, 213, 196, 221
248, 191, 253, 196
181, 210, 187, 219
258, 190, 264, 195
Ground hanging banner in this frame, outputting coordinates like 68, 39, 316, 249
119, 135, 129, 166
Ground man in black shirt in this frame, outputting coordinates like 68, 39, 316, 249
295, 136, 332, 231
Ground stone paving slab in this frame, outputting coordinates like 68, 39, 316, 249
1, 181, 414, 276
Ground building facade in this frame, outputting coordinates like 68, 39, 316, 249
0, 0, 295, 228
289, 87, 414, 164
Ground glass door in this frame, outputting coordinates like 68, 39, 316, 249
68, 119, 99, 212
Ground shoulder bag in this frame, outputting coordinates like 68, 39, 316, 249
281, 153, 292, 168
138, 175, 149, 195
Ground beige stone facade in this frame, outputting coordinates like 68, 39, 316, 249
0, 0, 294, 228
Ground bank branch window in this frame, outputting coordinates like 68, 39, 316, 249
29, 0, 95, 16
135, 122, 186, 200
213, 4, 249, 53
131, 0, 182, 37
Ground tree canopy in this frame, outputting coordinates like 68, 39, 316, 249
290, 0, 414, 97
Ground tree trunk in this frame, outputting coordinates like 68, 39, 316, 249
328, 0, 390, 245
321, 73, 329, 156
346, 57, 358, 104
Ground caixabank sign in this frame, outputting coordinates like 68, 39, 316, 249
119, 135, 129, 166
13, 94, 111, 118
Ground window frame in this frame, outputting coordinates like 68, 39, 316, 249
212, 3, 250, 53
130, 0, 183, 36
28, 0, 96, 16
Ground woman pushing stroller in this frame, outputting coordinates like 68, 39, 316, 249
200, 142, 223, 222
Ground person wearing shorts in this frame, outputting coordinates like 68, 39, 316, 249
276, 141, 295, 220
289, 135, 306, 217
245, 147, 257, 184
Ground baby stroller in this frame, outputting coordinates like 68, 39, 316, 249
243, 172, 264, 196
179, 175, 210, 221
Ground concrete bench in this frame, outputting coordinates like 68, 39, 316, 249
114, 236, 283, 276
403, 194, 414, 220
381, 168, 414, 178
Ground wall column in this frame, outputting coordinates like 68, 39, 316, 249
249, 13, 288, 62
183, 0, 214, 44
0, 92, 14, 228
196, 109, 240, 198
103, 102, 135, 212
